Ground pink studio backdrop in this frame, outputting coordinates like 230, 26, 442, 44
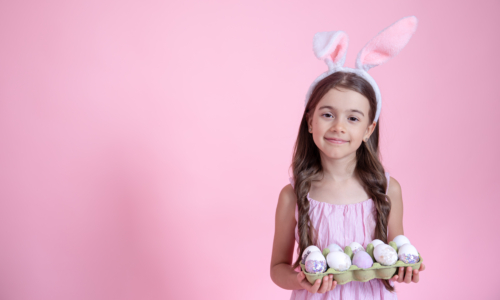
1, 0, 499, 299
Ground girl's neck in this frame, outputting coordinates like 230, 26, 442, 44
319, 153, 357, 183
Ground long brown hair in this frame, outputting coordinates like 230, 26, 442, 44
291, 71, 394, 292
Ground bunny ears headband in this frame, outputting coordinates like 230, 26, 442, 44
305, 16, 419, 123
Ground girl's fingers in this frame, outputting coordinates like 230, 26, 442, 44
318, 275, 329, 293
327, 275, 333, 291
297, 272, 312, 289
312, 279, 322, 293
419, 263, 425, 272
404, 267, 412, 284
329, 276, 336, 291
397, 267, 404, 283
301, 264, 423, 292
331, 280, 337, 290
323, 275, 332, 293
412, 268, 419, 283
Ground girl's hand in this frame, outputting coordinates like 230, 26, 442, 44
390, 263, 425, 284
296, 271, 337, 293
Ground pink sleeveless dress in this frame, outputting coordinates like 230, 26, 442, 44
289, 171, 397, 300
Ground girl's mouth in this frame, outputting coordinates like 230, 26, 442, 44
325, 138, 348, 144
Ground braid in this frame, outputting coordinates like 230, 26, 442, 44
355, 137, 394, 292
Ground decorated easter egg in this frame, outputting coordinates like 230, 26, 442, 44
398, 244, 420, 264
326, 243, 343, 253
370, 239, 384, 248
392, 235, 411, 250
305, 251, 327, 274
302, 245, 321, 264
374, 244, 398, 266
348, 242, 364, 254
352, 250, 374, 269
326, 251, 352, 271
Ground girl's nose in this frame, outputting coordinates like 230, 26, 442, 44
330, 118, 346, 132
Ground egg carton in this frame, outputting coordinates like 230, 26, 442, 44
300, 241, 423, 285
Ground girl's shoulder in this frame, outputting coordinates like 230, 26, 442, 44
279, 182, 296, 207
275, 183, 297, 226
387, 175, 402, 197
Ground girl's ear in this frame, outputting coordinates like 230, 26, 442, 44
355, 16, 418, 72
313, 31, 349, 71
306, 112, 313, 128
365, 121, 377, 137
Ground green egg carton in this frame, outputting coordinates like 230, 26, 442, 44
300, 241, 423, 285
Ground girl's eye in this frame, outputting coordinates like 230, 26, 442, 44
322, 113, 358, 122
322, 113, 359, 121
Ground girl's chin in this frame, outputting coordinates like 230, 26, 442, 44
319, 149, 356, 159
322, 152, 346, 158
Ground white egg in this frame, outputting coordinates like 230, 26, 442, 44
392, 235, 411, 250
326, 243, 343, 253
370, 239, 384, 248
302, 245, 321, 264
305, 251, 327, 274
348, 242, 364, 254
373, 244, 398, 266
398, 244, 420, 264
326, 251, 352, 271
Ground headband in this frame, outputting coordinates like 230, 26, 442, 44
305, 16, 419, 123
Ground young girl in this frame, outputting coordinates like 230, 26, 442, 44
270, 16, 425, 299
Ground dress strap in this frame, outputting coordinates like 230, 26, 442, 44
289, 177, 295, 189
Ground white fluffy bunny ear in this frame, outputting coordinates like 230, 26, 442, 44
355, 16, 418, 72
313, 31, 349, 71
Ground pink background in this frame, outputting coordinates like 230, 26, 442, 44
1, 0, 499, 299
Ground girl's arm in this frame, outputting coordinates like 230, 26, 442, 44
270, 184, 337, 292
386, 176, 426, 283
270, 184, 303, 290
387, 176, 404, 242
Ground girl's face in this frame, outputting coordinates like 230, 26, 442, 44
307, 87, 377, 160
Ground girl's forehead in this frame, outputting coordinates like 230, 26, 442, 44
316, 88, 370, 111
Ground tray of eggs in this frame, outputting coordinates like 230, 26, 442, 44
299, 235, 422, 285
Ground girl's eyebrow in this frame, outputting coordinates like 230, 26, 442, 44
318, 106, 365, 117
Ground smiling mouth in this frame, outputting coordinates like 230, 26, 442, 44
325, 138, 348, 144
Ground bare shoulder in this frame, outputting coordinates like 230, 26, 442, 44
387, 176, 402, 201
277, 183, 297, 210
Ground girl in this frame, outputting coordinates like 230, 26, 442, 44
270, 16, 425, 299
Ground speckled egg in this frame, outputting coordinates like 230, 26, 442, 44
305, 251, 327, 274
370, 239, 384, 248
398, 244, 420, 264
326, 251, 352, 271
352, 250, 374, 269
392, 235, 411, 250
326, 243, 343, 253
374, 244, 398, 266
348, 242, 364, 254
302, 245, 321, 264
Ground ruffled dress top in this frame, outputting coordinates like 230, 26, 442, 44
289, 172, 397, 300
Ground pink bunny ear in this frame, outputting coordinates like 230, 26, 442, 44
355, 16, 418, 71
313, 31, 349, 71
